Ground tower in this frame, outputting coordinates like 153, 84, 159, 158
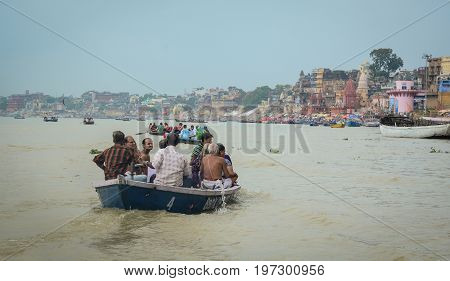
356, 61, 369, 108
343, 79, 357, 113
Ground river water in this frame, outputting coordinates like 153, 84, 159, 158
0, 117, 449, 260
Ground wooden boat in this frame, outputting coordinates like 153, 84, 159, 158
331, 122, 345, 128
148, 130, 201, 145
346, 120, 362, 127
14, 115, 25, 119
93, 177, 241, 214
148, 130, 163, 136
179, 138, 201, 145
44, 116, 58, 122
380, 124, 450, 138
83, 117, 94, 125
175, 118, 191, 123
363, 119, 380, 127
115, 117, 131, 121
380, 116, 450, 138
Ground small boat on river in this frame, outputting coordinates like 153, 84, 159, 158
83, 117, 94, 125
148, 130, 163, 136
179, 138, 201, 145
331, 122, 345, 128
380, 116, 450, 138
346, 120, 362, 127
115, 116, 131, 121
93, 177, 240, 214
44, 116, 58, 122
363, 119, 380, 127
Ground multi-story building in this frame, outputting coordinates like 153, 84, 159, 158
82, 91, 130, 106
426, 56, 450, 92
6, 95, 25, 112
423, 56, 450, 109
438, 79, 450, 109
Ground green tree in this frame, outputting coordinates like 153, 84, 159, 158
140, 93, 156, 103
369, 48, 403, 79
274, 84, 290, 93
242, 86, 272, 107
44, 95, 57, 104
0, 97, 7, 111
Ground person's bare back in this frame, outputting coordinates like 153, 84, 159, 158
201, 155, 230, 181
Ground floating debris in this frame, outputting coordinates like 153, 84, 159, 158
89, 149, 102, 154
430, 147, 441, 153
430, 147, 448, 153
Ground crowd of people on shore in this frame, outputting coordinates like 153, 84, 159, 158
93, 128, 238, 190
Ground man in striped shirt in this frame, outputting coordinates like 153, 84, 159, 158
190, 132, 213, 187
93, 131, 134, 180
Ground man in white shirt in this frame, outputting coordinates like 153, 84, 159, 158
153, 134, 191, 187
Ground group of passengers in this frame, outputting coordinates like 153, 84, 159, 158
93, 130, 238, 190
148, 122, 209, 141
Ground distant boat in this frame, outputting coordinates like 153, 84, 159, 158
44, 116, 58, 122
14, 115, 25, 119
363, 118, 380, 127
115, 117, 131, 121
148, 130, 163, 136
331, 122, 345, 128
380, 124, 450, 138
175, 118, 191, 123
179, 138, 201, 145
83, 117, 95, 125
380, 116, 450, 138
93, 177, 241, 214
346, 120, 362, 127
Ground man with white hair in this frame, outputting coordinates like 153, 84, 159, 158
200, 143, 232, 189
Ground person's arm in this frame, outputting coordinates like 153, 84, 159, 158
93, 151, 106, 170
227, 165, 238, 183
222, 159, 231, 178
227, 165, 238, 178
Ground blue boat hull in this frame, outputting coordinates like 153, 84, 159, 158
346, 121, 361, 127
94, 179, 240, 214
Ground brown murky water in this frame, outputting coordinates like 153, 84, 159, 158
0, 117, 449, 260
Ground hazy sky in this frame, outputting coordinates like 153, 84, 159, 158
1, 0, 449, 97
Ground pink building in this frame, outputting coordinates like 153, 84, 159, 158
387, 81, 422, 114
